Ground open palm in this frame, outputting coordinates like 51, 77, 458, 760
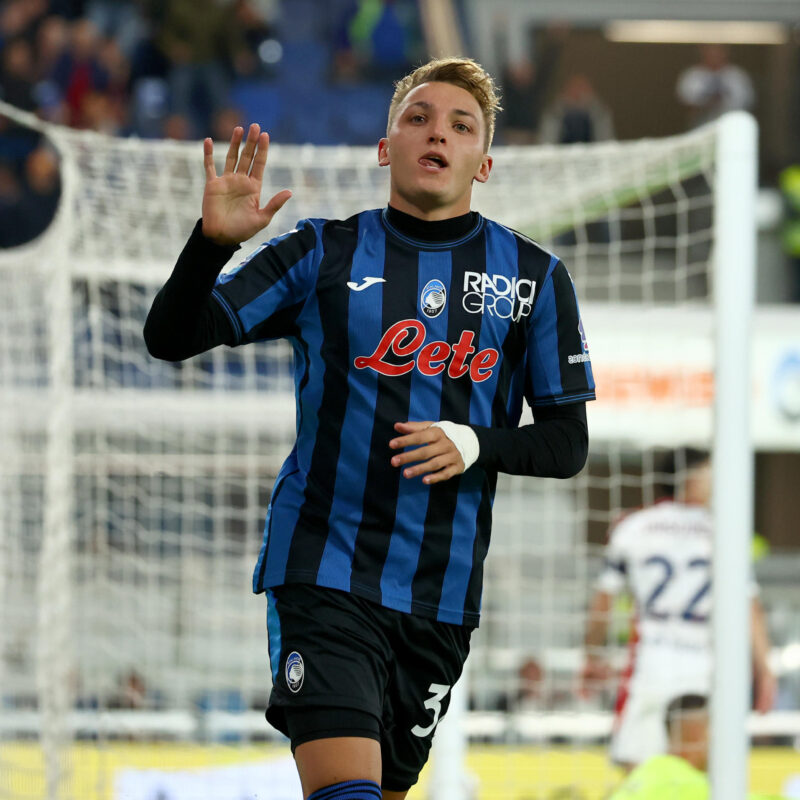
201, 123, 292, 246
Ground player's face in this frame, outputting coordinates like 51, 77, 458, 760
684, 460, 711, 506
673, 713, 709, 772
378, 81, 492, 220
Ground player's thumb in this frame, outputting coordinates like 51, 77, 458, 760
260, 189, 292, 224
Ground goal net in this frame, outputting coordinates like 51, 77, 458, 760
0, 102, 772, 800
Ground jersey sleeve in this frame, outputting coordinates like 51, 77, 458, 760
211, 219, 319, 344
526, 258, 596, 408
596, 525, 629, 596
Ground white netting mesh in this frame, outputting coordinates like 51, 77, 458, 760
1, 102, 781, 800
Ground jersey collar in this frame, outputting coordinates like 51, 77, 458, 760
381, 206, 485, 250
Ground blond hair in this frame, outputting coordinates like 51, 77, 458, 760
387, 57, 502, 151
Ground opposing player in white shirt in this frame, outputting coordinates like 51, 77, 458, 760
581, 449, 775, 771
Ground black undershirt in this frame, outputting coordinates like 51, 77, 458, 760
144, 209, 588, 479
384, 205, 479, 240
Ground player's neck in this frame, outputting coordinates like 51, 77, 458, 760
676, 490, 709, 506
387, 190, 472, 222
385, 204, 478, 243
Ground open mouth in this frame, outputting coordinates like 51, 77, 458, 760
419, 152, 448, 170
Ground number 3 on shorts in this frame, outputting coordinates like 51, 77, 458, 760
411, 683, 451, 738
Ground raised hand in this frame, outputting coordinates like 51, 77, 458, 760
201, 123, 292, 246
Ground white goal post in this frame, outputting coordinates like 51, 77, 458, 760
708, 112, 756, 800
0, 101, 777, 800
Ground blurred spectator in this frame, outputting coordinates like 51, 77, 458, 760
85, 0, 145, 58
540, 73, 614, 145
129, 76, 169, 138
212, 106, 243, 142
332, 46, 361, 84
541, 74, 615, 246
0, 146, 60, 247
80, 89, 116, 133
30, 16, 70, 122
108, 670, 148, 709
499, 60, 539, 145
499, 27, 566, 145
162, 112, 192, 140
35, 15, 70, 80
0, 0, 48, 47
676, 44, 755, 128
128, 7, 170, 85
0, 162, 26, 247
50, 19, 110, 128
514, 657, 544, 711
232, 0, 277, 79
155, 0, 247, 137
333, 0, 419, 83
127, 7, 171, 138
0, 1, 29, 44
489, 657, 546, 713
20, 145, 60, 236
0, 38, 37, 111
95, 36, 131, 132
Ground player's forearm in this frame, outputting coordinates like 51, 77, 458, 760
471, 402, 588, 477
144, 220, 238, 360
750, 598, 771, 677
585, 591, 612, 649
585, 617, 608, 650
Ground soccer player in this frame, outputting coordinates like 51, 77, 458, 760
582, 449, 775, 773
608, 694, 785, 800
144, 57, 595, 800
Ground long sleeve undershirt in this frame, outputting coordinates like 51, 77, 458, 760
144, 215, 589, 480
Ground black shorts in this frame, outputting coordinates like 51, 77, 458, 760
264, 583, 472, 792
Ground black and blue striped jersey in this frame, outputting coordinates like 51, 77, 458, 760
210, 207, 595, 626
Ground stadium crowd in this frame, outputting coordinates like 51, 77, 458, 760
0, 0, 423, 244
0, 2, 593, 247
1, 0, 798, 303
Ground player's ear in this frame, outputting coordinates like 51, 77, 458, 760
378, 138, 390, 167
474, 154, 492, 184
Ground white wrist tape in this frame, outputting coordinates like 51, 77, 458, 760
431, 421, 480, 471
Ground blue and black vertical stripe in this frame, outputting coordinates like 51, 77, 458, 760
215, 209, 593, 628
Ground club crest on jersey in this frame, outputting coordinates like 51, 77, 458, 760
285, 651, 304, 693
421, 279, 447, 318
